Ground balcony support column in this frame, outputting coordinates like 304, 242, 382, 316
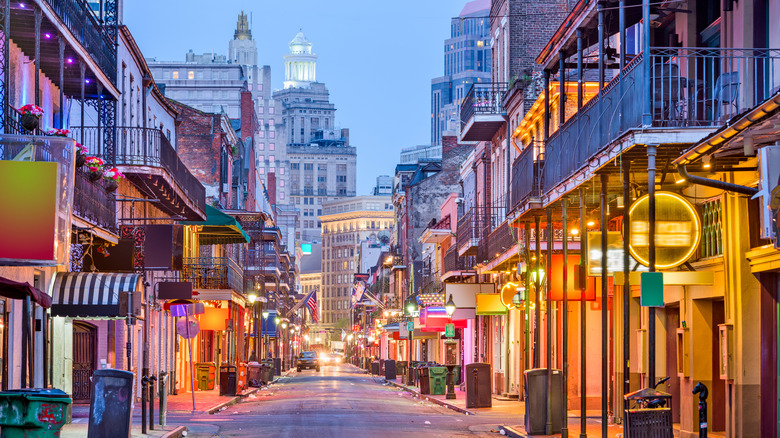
524, 221, 531, 374
559, 51, 566, 128
619, 0, 627, 70
622, 158, 631, 418
597, 1, 605, 90
600, 173, 608, 438
534, 216, 541, 369
545, 207, 553, 435
576, 28, 583, 110
642, 0, 652, 126
578, 188, 587, 438
647, 144, 657, 386
59, 37, 64, 129
80, 63, 85, 145
34, 7, 41, 106
543, 70, 550, 142
561, 198, 569, 438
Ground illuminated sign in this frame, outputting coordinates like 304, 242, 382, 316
301, 243, 312, 255
500, 282, 521, 309
587, 232, 646, 276
628, 192, 701, 269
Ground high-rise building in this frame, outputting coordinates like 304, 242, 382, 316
400, 144, 443, 164
319, 196, 393, 327
430, 0, 491, 144
273, 31, 357, 244
373, 175, 393, 196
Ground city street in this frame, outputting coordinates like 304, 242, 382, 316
176, 365, 505, 438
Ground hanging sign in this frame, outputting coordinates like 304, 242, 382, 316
407, 320, 414, 332
176, 317, 200, 339
445, 323, 455, 338
628, 192, 701, 269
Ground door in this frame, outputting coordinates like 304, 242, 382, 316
665, 307, 681, 423
72, 322, 97, 402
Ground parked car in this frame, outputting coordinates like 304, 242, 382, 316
297, 351, 320, 372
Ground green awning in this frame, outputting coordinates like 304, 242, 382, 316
180, 205, 250, 245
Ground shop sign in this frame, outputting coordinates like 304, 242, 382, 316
628, 192, 701, 269
407, 320, 414, 331
445, 323, 455, 338
587, 232, 646, 276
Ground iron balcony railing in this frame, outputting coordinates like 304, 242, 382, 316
460, 82, 507, 130
542, 47, 780, 196
182, 257, 243, 292
510, 143, 544, 212
43, 0, 117, 83
245, 249, 281, 274
479, 220, 518, 264
71, 126, 205, 213
443, 245, 471, 273
73, 169, 116, 233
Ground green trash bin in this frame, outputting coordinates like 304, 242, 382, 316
0, 388, 72, 437
429, 367, 448, 395
195, 362, 216, 390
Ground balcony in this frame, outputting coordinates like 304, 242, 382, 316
478, 220, 519, 270
542, 47, 780, 199
71, 126, 206, 220
420, 215, 452, 244
72, 169, 117, 235
442, 245, 474, 280
245, 249, 282, 279
456, 206, 505, 256
460, 82, 507, 141
509, 143, 543, 216
182, 257, 243, 292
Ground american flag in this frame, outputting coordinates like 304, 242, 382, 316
306, 290, 319, 323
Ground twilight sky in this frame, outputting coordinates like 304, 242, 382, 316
124, 0, 469, 195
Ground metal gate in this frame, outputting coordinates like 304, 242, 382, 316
73, 322, 97, 402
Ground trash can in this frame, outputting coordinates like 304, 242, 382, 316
454, 365, 462, 386
88, 369, 134, 438
219, 364, 238, 396
429, 366, 448, 395
237, 363, 247, 392
465, 363, 492, 408
273, 357, 282, 376
379, 359, 385, 373
624, 387, 673, 438
195, 362, 216, 390
384, 359, 397, 380
248, 362, 263, 387
523, 368, 562, 434
0, 388, 72, 438
396, 361, 408, 380
371, 361, 380, 375
260, 360, 275, 384
418, 365, 431, 394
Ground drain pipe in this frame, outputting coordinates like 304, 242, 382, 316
676, 165, 758, 196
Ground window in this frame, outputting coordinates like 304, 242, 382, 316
187, 71, 194, 80
270, 143, 275, 151
280, 193, 285, 200
337, 175, 347, 183
269, 107, 275, 114
172, 71, 179, 79
258, 131, 265, 138
291, 163, 299, 170
279, 167, 285, 175
280, 180, 285, 187
337, 164, 347, 172
304, 163, 313, 171
257, 106, 263, 114
258, 142, 264, 150
318, 176, 326, 182
269, 132, 275, 138
318, 164, 327, 171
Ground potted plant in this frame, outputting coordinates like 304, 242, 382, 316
75, 143, 88, 167
102, 167, 125, 193
84, 156, 105, 182
18, 104, 43, 131
46, 128, 71, 137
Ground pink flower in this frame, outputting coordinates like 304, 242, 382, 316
19, 104, 44, 116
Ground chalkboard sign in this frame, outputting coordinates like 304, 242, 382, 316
88, 369, 134, 438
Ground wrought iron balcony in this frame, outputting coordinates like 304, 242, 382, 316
182, 257, 243, 292
510, 143, 543, 214
542, 47, 780, 197
443, 245, 472, 275
478, 220, 518, 265
71, 126, 205, 220
460, 82, 507, 141
245, 249, 281, 278
73, 169, 116, 234
456, 206, 505, 256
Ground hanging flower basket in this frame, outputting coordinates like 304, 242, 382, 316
46, 128, 71, 137
20, 114, 40, 131
75, 143, 88, 167
103, 167, 125, 193
104, 179, 119, 193
88, 169, 103, 182
85, 156, 105, 182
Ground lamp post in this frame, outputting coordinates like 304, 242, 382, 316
247, 293, 258, 362
444, 294, 457, 400
281, 321, 288, 370
262, 309, 269, 359
406, 298, 417, 384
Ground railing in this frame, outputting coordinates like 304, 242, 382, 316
43, 0, 117, 83
542, 47, 780, 196
73, 169, 116, 233
71, 126, 205, 213
182, 257, 243, 292
479, 220, 518, 263
245, 249, 281, 273
443, 245, 472, 273
420, 278, 442, 296
510, 143, 543, 212
4, 105, 45, 136
457, 206, 506, 251
460, 82, 507, 130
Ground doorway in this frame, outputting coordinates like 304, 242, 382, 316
665, 307, 681, 423
72, 321, 97, 402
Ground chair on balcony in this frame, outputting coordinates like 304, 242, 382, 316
708, 71, 741, 121
652, 63, 687, 125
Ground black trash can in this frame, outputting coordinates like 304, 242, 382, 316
384, 360, 397, 380
523, 368, 562, 434
418, 365, 431, 394
273, 357, 282, 376
465, 363, 492, 408
247, 362, 262, 387
371, 361, 380, 375
624, 387, 673, 438
219, 364, 238, 396
88, 369, 134, 438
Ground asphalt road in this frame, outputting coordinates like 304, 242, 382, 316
174, 364, 508, 437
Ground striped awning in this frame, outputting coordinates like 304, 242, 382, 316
50, 272, 142, 318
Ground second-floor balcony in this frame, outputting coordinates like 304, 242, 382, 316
478, 220, 519, 269
510, 142, 544, 215
460, 82, 507, 141
540, 47, 780, 200
245, 249, 282, 278
442, 245, 473, 279
72, 126, 206, 220
182, 257, 243, 292
72, 168, 116, 235
456, 206, 505, 256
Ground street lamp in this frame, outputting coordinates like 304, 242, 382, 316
444, 294, 457, 400
445, 294, 456, 317
247, 292, 258, 361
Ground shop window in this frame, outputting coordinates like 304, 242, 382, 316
700, 198, 722, 258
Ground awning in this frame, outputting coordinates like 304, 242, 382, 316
383, 322, 400, 332
0, 276, 51, 308
50, 272, 141, 318
179, 205, 250, 245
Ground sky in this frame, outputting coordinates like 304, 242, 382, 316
124, 0, 471, 195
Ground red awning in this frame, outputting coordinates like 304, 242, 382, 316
0, 276, 52, 308
422, 317, 467, 332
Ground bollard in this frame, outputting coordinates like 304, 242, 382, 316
141, 375, 149, 434
149, 374, 157, 430
159, 372, 168, 427
693, 382, 709, 438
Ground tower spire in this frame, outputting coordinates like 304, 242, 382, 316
234, 11, 252, 40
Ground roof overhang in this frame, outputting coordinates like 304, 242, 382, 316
180, 205, 250, 245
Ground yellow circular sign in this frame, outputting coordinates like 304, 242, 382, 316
500, 282, 521, 309
627, 192, 701, 269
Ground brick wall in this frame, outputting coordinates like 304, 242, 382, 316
240, 91, 258, 211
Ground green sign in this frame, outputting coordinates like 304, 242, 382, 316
445, 323, 455, 338
407, 320, 414, 332
641, 272, 664, 307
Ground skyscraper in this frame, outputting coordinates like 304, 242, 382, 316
430, 0, 491, 145
273, 31, 357, 244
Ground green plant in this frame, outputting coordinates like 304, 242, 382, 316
231, 144, 238, 157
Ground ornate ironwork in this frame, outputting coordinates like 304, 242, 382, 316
102, 0, 118, 47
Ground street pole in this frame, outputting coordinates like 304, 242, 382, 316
622, 157, 632, 419
534, 216, 541, 369
648, 145, 658, 387
579, 188, 587, 438
600, 173, 608, 438
562, 197, 569, 438
546, 207, 553, 435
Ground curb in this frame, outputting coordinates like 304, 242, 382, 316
206, 387, 260, 414
160, 425, 188, 438
384, 380, 474, 415
499, 425, 527, 438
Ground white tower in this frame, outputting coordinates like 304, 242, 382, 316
283, 31, 317, 89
